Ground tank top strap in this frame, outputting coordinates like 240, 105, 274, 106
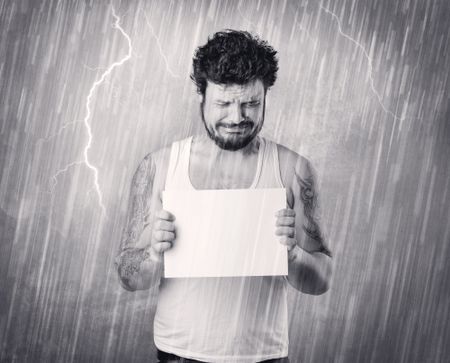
255, 137, 284, 189
179, 136, 193, 180
165, 140, 179, 190
249, 136, 265, 188
164, 137, 194, 190
269, 140, 285, 188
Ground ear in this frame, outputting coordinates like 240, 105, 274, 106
198, 93, 204, 103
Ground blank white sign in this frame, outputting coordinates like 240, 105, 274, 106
162, 188, 287, 278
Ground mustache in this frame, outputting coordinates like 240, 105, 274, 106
217, 120, 254, 129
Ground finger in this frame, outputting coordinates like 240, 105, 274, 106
153, 230, 176, 242
276, 216, 295, 227
156, 210, 176, 221
155, 219, 176, 232
275, 209, 295, 217
278, 236, 297, 251
275, 227, 295, 238
151, 242, 172, 254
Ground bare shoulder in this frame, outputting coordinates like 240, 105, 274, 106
276, 143, 314, 190
132, 145, 173, 198
135, 145, 173, 175
131, 147, 164, 184
150, 145, 172, 173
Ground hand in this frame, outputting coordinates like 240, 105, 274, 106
148, 210, 176, 262
275, 208, 297, 255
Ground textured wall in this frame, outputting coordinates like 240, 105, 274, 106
1, 0, 449, 362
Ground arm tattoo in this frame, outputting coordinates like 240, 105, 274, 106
295, 171, 332, 258
115, 154, 156, 288
116, 248, 150, 289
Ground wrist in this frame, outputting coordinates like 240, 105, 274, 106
147, 245, 163, 263
288, 244, 301, 262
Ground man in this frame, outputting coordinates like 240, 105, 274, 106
115, 30, 332, 363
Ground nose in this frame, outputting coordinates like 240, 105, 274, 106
228, 103, 245, 125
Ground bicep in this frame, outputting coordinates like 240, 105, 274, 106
119, 154, 157, 252
292, 159, 332, 257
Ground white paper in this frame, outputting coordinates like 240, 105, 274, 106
162, 188, 287, 278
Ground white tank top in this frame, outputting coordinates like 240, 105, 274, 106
154, 136, 288, 362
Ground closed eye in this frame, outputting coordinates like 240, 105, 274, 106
244, 101, 260, 107
215, 101, 230, 107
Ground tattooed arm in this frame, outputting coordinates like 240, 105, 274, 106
277, 155, 332, 294
115, 154, 163, 291
294, 163, 332, 258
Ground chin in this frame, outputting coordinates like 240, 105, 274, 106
213, 133, 256, 151
215, 140, 250, 151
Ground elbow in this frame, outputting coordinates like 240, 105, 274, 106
116, 264, 138, 292
317, 254, 332, 294
117, 271, 139, 292
310, 254, 332, 295
308, 253, 332, 295
114, 252, 141, 292
114, 249, 160, 292
298, 275, 330, 296
290, 252, 333, 295
310, 274, 331, 295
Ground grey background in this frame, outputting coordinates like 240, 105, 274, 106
1, 0, 449, 362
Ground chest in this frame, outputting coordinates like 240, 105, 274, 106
189, 154, 259, 190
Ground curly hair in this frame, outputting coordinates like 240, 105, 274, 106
191, 30, 278, 95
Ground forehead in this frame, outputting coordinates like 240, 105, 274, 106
205, 79, 265, 100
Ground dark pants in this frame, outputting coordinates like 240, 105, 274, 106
157, 349, 289, 363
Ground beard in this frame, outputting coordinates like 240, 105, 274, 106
200, 104, 264, 151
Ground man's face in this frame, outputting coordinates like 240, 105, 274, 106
201, 79, 266, 151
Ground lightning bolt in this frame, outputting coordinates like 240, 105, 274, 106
82, 63, 107, 72
49, 161, 84, 193
320, 5, 404, 121
50, 6, 132, 216
36, 119, 83, 144
142, 10, 180, 78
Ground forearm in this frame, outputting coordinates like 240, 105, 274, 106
287, 245, 332, 295
115, 247, 163, 291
